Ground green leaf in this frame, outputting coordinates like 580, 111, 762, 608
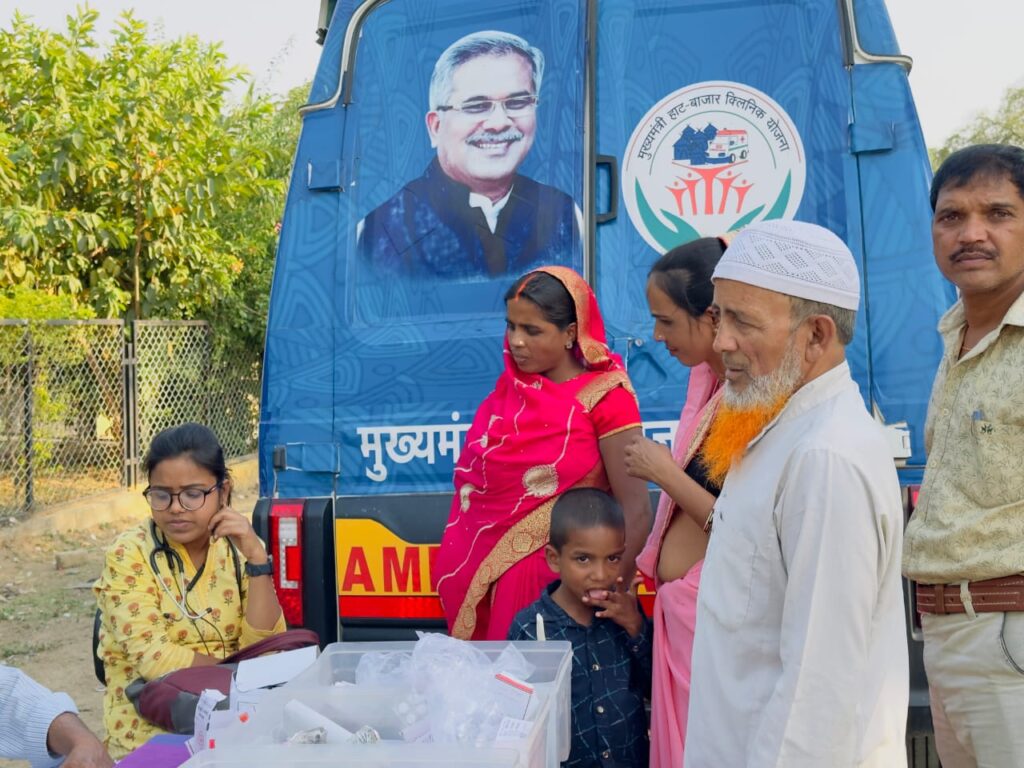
763, 172, 792, 221
635, 180, 700, 251
729, 205, 765, 232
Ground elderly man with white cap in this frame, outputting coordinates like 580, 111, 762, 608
684, 220, 909, 767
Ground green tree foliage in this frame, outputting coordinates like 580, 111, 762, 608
931, 86, 1024, 168
206, 83, 305, 356
0, 285, 95, 320
0, 8, 301, 356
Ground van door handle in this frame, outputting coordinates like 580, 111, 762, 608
596, 154, 619, 223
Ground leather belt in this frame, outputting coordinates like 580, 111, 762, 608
916, 575, 1024, 615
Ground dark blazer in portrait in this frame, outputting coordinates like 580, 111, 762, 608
358, 159, 579, 279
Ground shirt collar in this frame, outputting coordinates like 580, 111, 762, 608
936, 299, 966, 337
155, 524, 218, 576
539, 580, 593, 629
166, 536, 202, 574
1008, 290, 1024, 327
468, 188, 513, 233
937, 289, 1024, 360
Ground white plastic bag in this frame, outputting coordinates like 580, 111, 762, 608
410, 633, 537, 746
354, 650, 414, 687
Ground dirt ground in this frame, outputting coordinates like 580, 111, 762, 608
0, 479, 259, 767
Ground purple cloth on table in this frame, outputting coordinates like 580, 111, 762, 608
116, 733, 191, 767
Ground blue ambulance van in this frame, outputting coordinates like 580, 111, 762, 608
255, 2, 954, 761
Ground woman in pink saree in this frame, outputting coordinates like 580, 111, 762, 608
436, 266, 652, 641
623, 237, 729, 768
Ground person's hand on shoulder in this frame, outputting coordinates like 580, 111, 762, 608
588, 575, 644, 637
623, 435, 675, 485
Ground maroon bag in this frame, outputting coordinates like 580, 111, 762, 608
125, 628, 319, 734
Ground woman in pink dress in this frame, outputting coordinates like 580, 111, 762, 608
437, 266, 652, 641
624, 237, 729, 768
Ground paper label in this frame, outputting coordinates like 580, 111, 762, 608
490, 672, 534, 719
495, 716, 533, 743
189, 688, 227, 752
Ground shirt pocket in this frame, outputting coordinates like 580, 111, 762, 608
701, 524, 760, 633
971, 419, 1024, 505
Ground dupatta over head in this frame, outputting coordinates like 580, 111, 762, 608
436, 266, 632, 639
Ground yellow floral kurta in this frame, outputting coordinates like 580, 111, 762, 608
93, 522, 286, 757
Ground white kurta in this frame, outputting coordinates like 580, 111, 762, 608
685, 362, 909, 768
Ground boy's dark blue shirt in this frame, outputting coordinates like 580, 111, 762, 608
508, 581, 652, 768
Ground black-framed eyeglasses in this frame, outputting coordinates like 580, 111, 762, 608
436, 94, 538, 117
143, 483, 221, 512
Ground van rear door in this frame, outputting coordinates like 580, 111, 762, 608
314, 0, 589, 635
591, 0, 953, 460
595, 0, 865, 418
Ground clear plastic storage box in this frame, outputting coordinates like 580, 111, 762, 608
202, 640, 572, 768
179, 742, 523, 767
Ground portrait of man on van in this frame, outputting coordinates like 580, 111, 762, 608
356, 30, 582, 280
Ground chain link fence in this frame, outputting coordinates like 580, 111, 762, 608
0, 321, 34, 517
0, 319, 260, 519
132, 321, 260, 480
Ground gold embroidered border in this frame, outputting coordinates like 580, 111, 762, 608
451, 497, 556, 639
535, 266, 611, 367
683, 389, 724, 467
598, 422, 642, 440
654, 389, 725, 546
575, 371, 636, 411
450, 460, 610, 639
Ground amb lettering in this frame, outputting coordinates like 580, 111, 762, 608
340, 544, 440, 594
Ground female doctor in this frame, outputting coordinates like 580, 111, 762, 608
93, 423, 285, 758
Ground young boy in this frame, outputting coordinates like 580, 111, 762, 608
508, 488, 652, 767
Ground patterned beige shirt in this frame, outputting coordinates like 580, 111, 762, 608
903, 290, 1024, 583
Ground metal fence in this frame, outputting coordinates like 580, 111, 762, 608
0, 319, 260, 519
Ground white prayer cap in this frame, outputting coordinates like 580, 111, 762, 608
712, 220, 860, 310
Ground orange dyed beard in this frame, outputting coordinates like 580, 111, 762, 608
699, 396, 789, 487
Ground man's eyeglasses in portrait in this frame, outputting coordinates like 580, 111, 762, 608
437, 94, 538, 118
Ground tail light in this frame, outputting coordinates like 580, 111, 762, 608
904, 484, 921, 525
638, 573, 656, 615
908, 485, 921, 511
269, 501, 304, 626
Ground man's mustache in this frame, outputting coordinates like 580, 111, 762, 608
465, 128, 524, 145
951, 246, 997, 262
721, 354, 747, 370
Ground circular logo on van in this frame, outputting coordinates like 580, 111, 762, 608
622, 81, 806, 252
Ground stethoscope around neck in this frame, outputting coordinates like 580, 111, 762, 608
148, 519, 241, 621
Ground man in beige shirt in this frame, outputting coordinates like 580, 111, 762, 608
904, 143, 1024, 767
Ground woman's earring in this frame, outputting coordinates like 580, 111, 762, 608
565, 340, 574, 349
